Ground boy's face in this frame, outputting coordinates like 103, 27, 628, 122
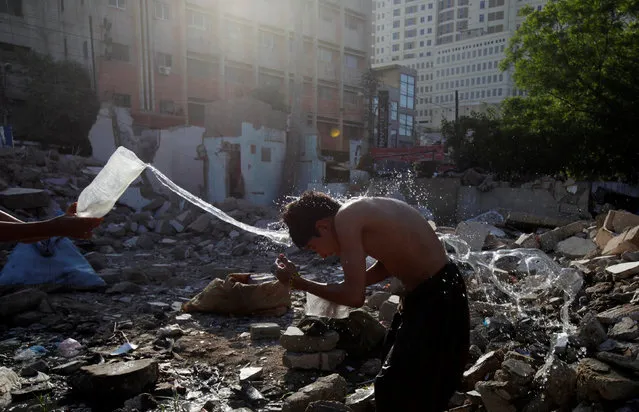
305, 219, 339, 258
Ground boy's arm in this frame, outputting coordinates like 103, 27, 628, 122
366, 260, 391, 285
292, 213, 368, 307
0, 209, 24, 223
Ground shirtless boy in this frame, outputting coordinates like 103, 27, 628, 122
274, 191, 470, 412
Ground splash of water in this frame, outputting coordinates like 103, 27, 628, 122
146, 165, 291, 246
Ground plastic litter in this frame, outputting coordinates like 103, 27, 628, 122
58, 338, 82, 358
110, 342, 138, 356
76, 146, 147, 218
305, 293, 350, 319
14, 345, 47, 361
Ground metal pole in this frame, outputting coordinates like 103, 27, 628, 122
89, 15, 98, 92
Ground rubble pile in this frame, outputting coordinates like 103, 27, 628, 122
1, 145, 639, 411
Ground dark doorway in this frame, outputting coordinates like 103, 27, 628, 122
227, 143, 244, 198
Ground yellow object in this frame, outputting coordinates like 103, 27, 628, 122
330, 128, 341, 138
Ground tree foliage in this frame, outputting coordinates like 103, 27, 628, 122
12, 52, 99, 156
498, 0, 639, 181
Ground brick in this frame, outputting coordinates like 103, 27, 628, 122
282, 349, 346, 371
250, 323, 281, 340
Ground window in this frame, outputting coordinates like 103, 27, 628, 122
318, 86, 333, 100
392, 44, 400, 51
405, 5, 418, 13
405, 28, 417, 37
392, 32, 400, 40
399, 114, 413, 136
479, 0, 485, 8
399, 73, 415, 109
320, 7, 334, 22
188, 11, 206, 29
344, 91, 358, 106
108, 0, 126, 9
260, 31, 275, 49
160, 100, 177, 114
391, 101, 398, 120
404, 41, 415, 50
405, 17, 416, 25
113, 93, 131, 108
0, 0, 23, 16
345, 54, 358, 69
393, 20, 400, 28
155, 1, 170, 20
109, 43, 130, 61
188, 58, 214, 77
156, 52, 172, 68
261, 147, 271, 162
428, 28, 432, 33
393, 0, 401, 3
345, 15, 361, 30
393, 8, 400, 16
319, 47, 333, 62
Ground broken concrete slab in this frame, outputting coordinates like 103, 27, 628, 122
463, 350, 504, 390
69, 359, 159, 401
378, 295, 400, 322
576, 358, 639, 401
605, 262, 639, 280
538, 220, 589, 252
556, 237, 597, 258
282, 373, 348, 412
282, 350, 346, 371
250, 323, 281, 340
603, 210, 639, 234
608, 317, 639, 341
533, 357, 576, 407
0, 188, 49, 209
596, 304, 639, 325
280, 327, 340, 353
602, 226, 639, 256
475, 380, 516, 412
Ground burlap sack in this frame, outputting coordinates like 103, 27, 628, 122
182, 273, 291, 316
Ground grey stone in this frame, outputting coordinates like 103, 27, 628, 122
365, 292, 390, 310
70, 359, 159, 400
359, 358, 382, 376
136, 233, 156, 250
0, 187, 49, 209
605, 262, 639, 280
538, 221, 588, 252
475, 380, 516, 412
283, 350, 346, 371
578, 312, 608, 349
239, 366, 263, 382
463, 350, 504, 390
556, 237, 597, 258
106, 281, 142, 294
282, 373, 348, 412
597, 304, 639, 325
501, 358, 535, 386
280, 327, 339, 353
122, 393, 158, 412
51, 360, 86, 375
305, 400, 353, 411
187, 214, 212, 233
379, 295, 400, 322
595, 351, 639, 373
608, 317, 639, 340
534, 357, 576, 408
576, 358, 639, 401
20, 360, 49, 377
169, 220, 184, 233
327, 309, 387, 359
84, 252, 108, 271
0, 289, 47, 318
345, 386, 375, 412
250, 323, 281, 340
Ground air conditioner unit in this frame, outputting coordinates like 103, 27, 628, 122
158, 66, 171, 75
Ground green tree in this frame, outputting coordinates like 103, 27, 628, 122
12, 52, 99, 156
500, 0, 639, 181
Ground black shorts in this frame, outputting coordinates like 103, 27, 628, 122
374, 262, 470, 412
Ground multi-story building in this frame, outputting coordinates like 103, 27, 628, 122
1, 0, 372, 158
372, 63, 417, 148
371, 0, 545, 130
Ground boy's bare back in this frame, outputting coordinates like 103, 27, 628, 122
335, 197, 448, 290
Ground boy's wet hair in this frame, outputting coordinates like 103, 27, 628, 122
281, 191, 341, 248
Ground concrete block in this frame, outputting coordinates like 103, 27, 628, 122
250, 323, 281, 340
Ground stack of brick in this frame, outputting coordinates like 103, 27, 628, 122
280, 326, 346, 371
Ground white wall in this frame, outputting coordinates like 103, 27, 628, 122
204, 122, 287, 207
